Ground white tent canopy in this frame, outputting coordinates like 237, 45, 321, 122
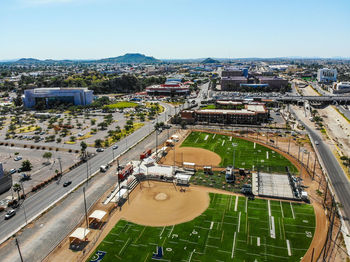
89, 210, 107, 222
69, 227, 90, 243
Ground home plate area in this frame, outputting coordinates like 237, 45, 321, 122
88, 193, 315, 262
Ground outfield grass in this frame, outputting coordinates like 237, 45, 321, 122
104, 102, 138, 109
181, 131, 298, 173
88, 193, 315, 262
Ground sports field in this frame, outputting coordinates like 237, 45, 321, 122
181, 131, 298, 173
88, 193, 315, 262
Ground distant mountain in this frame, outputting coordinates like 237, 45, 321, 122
97, 53, 160, 64
201, 58, 220, 64
17, 58, 42, 63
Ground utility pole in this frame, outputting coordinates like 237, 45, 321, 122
86, 160, 89, 184
20, 182, 28, 226
15, 237, 24, 262
83, 187, 89, 229
58, 157, 63, 175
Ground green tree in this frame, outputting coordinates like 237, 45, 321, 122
21, 160, 32, 171
42, 152, 52, 163
80, 141, 87, 158
13, 183, 22, 201
95, 139, 103, 148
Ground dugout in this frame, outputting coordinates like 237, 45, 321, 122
88, 210, 107, 229
69, 227, 90, 244
175, 173, 191, 185
183, 162, 196, 172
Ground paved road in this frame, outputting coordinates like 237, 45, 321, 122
0, 102, 175, 244
292, 108, 350, 230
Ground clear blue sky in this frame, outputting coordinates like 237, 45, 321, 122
0, 0, 350, 60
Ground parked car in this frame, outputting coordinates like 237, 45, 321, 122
63, 181, 72, 187
17, 167, 23, 173
9, 169, 16, 174
14, 156, 22, 161
96, 148, 104, 152
4, 209, 16, 220
112, 145, 118, 150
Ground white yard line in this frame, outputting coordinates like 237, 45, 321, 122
188, 249, 196, 262
245, 197, 248, 213
286, 240, 292, 256
213, 134, 216, 139
238, 212, 241, 232
210, 222, 214, 230
221, 140, 225, 146
194, 138, 199, 143
269, 216, 276, 239
254, 142, 256, 149
168, 225, 174, 237
159, 226, 165, 237
280, 201, 284, 218
290, 202, 295, 219
268, 200, 271, 217
266, 151, 269, 159
204, 135, 209, 141
231, 232, 237, 258
229, 136, 232, 141
119, 237, 130, 255
257, 237, 260, 246
234, 196, 239, 212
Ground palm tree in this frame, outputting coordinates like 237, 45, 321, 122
13, 183, 21, 201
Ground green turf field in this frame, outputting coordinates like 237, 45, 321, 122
181, 131, 298, 173
88, 193, 315, 262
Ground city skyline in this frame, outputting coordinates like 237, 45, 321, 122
1, 0, 350, 59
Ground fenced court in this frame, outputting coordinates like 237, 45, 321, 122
87, 193, 315, 262
181, 131, 298, 173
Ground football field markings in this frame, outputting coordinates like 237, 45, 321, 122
268, 200, 271, 217
160, 226, 165, 237
231, 232, 237, 258
210, 221, 214, 230
204, 135, 209, 141
254, 142, 256, 149
290, 202, 295, 219
168, 225, 174, 237
245, 197, 248, 213
213, 134, 216, 139
266, 151, 269, 159
222, 140, 225, 146
280, 201, 284, 218
237, 212, 241, 232
269, 216, 276, 239
234, 196, 239, 211
257, 237, 260, 246
286, 240, 292, 256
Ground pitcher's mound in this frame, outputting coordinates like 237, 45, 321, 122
155, 192, 168, 201
122, 181, 209, 226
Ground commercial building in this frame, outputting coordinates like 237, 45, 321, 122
221, 76, 248, 90
23, 88, 94, 108
331, 82, 350, 94
317, 68, 337, 83
222, 67, 248, 78
256, 76, 289, 89
0, 163, 12, 194
180, 102, 268, 125
146, 78, 189, 96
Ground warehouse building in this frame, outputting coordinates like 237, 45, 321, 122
23, 88, 94, 108
146, 78, 189, 96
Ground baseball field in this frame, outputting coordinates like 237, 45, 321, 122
180, 131, 298, 173
88, 193, 315, 262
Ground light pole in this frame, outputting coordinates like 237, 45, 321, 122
58, 157, 63, 175
86, 160, 89, 184
15, 237, 24, 262
83, 187, 89, 230
20, 182, 28, 226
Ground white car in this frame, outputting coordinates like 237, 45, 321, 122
14, 156, 22, 161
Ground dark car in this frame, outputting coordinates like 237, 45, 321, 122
96, 148, 104, 152
63, 181, 72, 187
112, 145, 118, 150
4, 209, 16, 220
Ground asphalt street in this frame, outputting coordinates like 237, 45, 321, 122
293, 109, 350, 229
0, 102, 175, 245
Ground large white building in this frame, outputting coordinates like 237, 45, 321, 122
23, 88, 94, 108
331, 82, 350, 94
317, 68, 337, 83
